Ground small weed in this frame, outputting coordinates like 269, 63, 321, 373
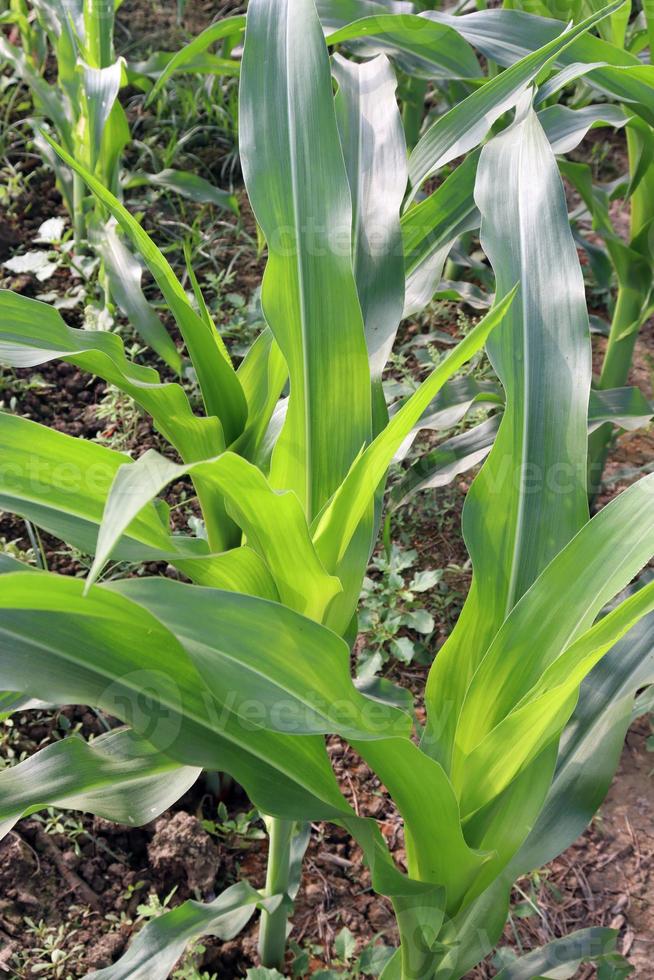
201, 802, 266, 845
357, 544, 441, 677
33, 807, 87, 856
136, 885, 178, 921
288, 928, 394, 978
14, 919, 85, 978
93, 385, 142, 452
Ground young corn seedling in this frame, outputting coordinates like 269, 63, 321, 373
0, 0, 241, 369
0, 0, 652, 977
0, 0, 126, 244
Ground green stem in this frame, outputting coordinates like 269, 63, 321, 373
588, 284, 646, 498
73, 172, 86, 249
393, 896, 441, 980
258, 818, 294, 970
402, 78, 427, 152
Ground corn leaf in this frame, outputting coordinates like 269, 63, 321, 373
111, 577, 410, 740
0, 728, 200, 839
145, 14, 246, 103
240, 0, 372, 520
312, 290, 516, 572
433, 8, 654, 126
324, 12, 482, 81
85, 881, 275, 980
0, 572, 354, 820
0, 290, 220, 462
93, 222, 183, 372
43, 136, 248, 443
401, 151, 480, 318
493, 928, 620, 979
408, 1, 624, 191
424, 98, 592, 770
539, 102, 629, 154
453, 470, 654, 780
146, 168, 239, 215
89, 448, 341, 620
333, 53, 406, 433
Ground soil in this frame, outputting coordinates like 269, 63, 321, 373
0, 4, 653, 979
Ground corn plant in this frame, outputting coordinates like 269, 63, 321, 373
0, 1, 653, 978
0, 0, 127, 243
168, 0, 654, 498
0, 0, 241, 370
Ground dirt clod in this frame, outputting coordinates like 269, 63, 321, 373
147, 811, 221, 895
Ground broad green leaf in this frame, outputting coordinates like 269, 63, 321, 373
86, 881, 273, 980
0, 413, 276, 597
333, 53, 406, 432
424, 99, 592, 771
0, 290, 221, 463
539, 102, 629, 154
240, 0, 372, 521
147, 169, 239, 215
84, 0, 116, 68
493, 928, 620, 980
93, 221, 183, 372
588, 385, 653, 431
79, 57, 123, 170
89, 448, 341, 620
456, 579, 654, 816
312, 291, 516, 572
353, 738, 489, 914
432, 8, 654, 127
111, 577, 410, 739
233, 328, 288, 464
511, 596, 654, 875
145, 15, 246, 103
0, 728, 200, 838
408, 2, 623, 191
454, 472, 654, 764
0, 412, 174, 560
325, 12, 482, 81
0, 572, 353, 820
44, 136, 247, 443
401, 151, 480, 318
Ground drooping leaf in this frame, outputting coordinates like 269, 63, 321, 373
93, 222, 183, 372
408, 2, 624, 191
0, 290, 220, 463
145, 14, 246, 103
43, 136, 248, 443
0, 572, 354, 821
493, 928, 621, 980
86, 881, 274, 980
146, 169, 239, 215
0, 728, 200, 839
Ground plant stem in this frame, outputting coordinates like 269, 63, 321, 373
258, 817, 294, 970
73, 172, 86, 250
587, 284, 644, 498
402, 78, 427, 151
